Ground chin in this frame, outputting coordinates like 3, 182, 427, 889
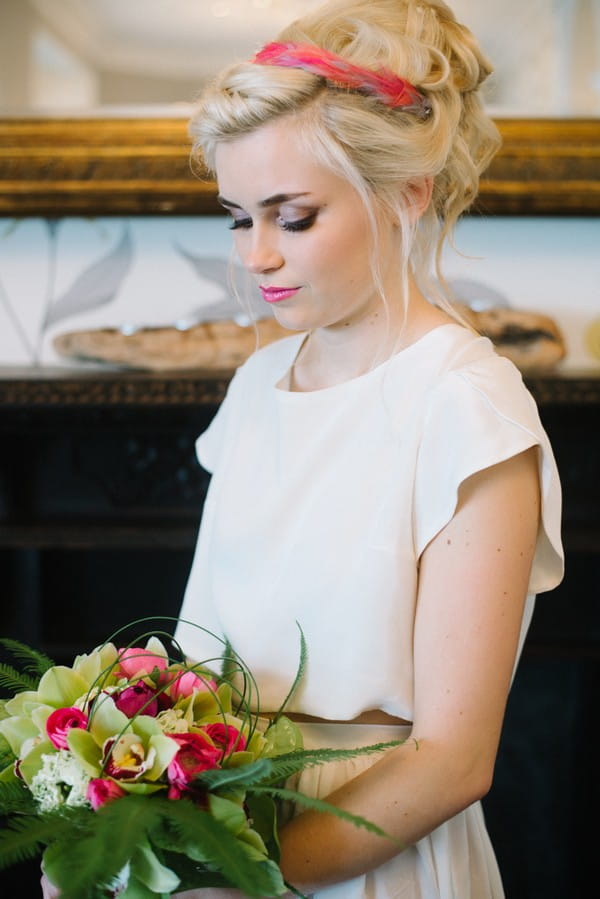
270, 306, 317, 333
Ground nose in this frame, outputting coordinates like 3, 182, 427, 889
242, 227, 284, 275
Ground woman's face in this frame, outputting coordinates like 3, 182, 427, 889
214, 118, 401, 335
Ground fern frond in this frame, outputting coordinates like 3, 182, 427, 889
0, 778, 36, 815
0, 638, 54, 677
0, 662, 38, 693
44, 801, 148, 899
194, 758, 274, 791
274, 624, 307, 718
249, 786, 401, 844
147, 797, 286, 897
0, 814, 67, 869
259, 740, 406, 784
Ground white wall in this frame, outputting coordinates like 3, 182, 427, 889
0, 214, 598, 371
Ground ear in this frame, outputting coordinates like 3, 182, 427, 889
403, 176, 434, 223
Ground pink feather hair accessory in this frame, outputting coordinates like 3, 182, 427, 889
252, 41, 432, 118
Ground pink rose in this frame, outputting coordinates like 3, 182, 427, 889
166, 732, 221, 799
46, 706, 89, 750
167, 669, 217, 702
203, 723, 247, 757
115, 647, 168, 680
86, 778, 127, 810
114, 680, 159, 718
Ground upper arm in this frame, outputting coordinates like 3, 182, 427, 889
413, 447, 540, 779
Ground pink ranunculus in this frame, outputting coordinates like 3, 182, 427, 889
86, 777, 127, 810
114, 680, 159, 718
167, 669, 217, 702
166, 732, 222, 798
46, 706, 89, 750
115, 647, 168, 680
203, 723, 247, 758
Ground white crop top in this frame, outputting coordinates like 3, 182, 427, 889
175, 324, 564, 720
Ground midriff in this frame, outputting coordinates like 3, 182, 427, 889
261, 709, 412, 726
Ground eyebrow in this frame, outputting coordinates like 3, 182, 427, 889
217, 192, 311, 210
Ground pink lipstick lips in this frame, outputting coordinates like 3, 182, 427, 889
259, 286, 300, 303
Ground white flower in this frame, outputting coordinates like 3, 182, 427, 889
30, 750, 92, 812
156, 708, 190, 734
74, 684, 118, 710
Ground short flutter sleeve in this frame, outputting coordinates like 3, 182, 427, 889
195, 368, 243, 473
413, 357, 564, 595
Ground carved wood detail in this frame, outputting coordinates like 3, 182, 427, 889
0, 368, 598, 407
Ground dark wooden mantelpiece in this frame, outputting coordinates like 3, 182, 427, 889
0, 366, 233, 407
0, 365, 599, 407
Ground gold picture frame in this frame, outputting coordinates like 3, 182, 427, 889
0, 116, 598, 217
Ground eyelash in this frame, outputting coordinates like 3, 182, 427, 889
228, 213, 316, 233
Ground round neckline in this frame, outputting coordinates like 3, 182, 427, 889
274, 322, 468, 397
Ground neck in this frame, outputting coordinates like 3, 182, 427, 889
288, 278, 452, 393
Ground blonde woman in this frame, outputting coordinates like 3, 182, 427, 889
43, 2, 564, 897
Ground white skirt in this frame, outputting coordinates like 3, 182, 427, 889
289, 723, 505, 899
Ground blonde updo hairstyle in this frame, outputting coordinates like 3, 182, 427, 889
190, 0, 501, 319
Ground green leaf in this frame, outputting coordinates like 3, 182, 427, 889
130, 839, 180, 892
148, 798, 287, 896
154, 850, 229, 892
123, 876, 172, 898
208, 793, 248, 836
244, 793, 279, 858
119, 876, 163, 899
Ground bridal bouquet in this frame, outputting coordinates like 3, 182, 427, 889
0, 619, 398, 898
